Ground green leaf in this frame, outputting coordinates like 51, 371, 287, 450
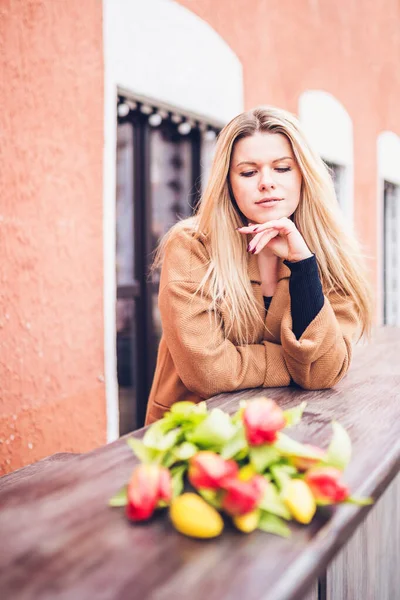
273, 433, 324, 459
126, 437, 156, 463
143, 423, 182, 451
283, 401, 307, 428
109, 485, 128, 507
250, 445, 281, 473
168, 401, 207, 425
160, 451, 178, 468
170, 464, 187, 497
231, 400, 247, 424
324, 421, 352, 471
220, 427, 247, 460
187, 408, 236, 449
192, 401, 208, 415
197, 488, 222, 509
345, 495, 374, 506
170, 401, 197, 417
270, 464, 297, 491
257, 512, 291, 538
173, 442, 198, 461
259, 482, 291, 519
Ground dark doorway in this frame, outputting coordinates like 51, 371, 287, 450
116, 95, 219, 433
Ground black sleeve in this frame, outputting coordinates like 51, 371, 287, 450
283, 254, 324, 340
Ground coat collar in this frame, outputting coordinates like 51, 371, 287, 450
247, 251, 291, 284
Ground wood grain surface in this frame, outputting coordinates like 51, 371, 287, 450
0, 327, 399, 600
326, 473, 400, 600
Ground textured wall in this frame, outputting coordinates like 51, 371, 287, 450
0, 0, 106, 474
178, 0, 400, 295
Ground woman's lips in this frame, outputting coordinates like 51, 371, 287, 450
256, 198, 283, 206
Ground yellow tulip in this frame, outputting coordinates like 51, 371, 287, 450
238, 464, 257, 481
283, 479, 316, 524
233, 509, 260, 533
170, 493, 224, 539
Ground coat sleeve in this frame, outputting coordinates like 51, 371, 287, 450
159, 279, 291, 398
280, 290, 359, 390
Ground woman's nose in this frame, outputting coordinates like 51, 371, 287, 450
258, 168, 276, 190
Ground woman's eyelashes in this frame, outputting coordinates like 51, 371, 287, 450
240, 167, 292, 177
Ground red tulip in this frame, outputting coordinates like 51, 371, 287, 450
290, 444, 326, 471
126, 464, 172, 522
243, 398, 286, 446
221, 475, 268, 516
305, 467, 349, 504
188, 451, 239, 490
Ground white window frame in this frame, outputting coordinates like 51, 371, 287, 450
378, 131, 400, 326
298, 90, 354, 224
103, 0, 244, 440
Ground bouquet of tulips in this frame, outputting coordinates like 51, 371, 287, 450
109, 397, 372, 539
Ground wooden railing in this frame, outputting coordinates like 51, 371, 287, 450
0, 327, 399, 600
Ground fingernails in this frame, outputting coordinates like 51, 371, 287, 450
247, 244, 251, 252
253, 227, 259, 233
251, 247, 256, 254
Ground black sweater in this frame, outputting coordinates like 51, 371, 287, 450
263, 254, 324, 340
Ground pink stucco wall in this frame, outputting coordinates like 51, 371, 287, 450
0, 0, 106, 474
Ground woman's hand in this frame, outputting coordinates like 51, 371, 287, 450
237, 218, 313, 262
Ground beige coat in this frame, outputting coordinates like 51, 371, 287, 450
145, 225, 358, 425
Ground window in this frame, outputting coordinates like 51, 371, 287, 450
324, 160, 345, 206
116, 95, 219, 433
299, 91, 354, 222
383, 181, 400, 326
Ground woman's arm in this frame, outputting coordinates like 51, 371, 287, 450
280, 290, 359, 390
239, 219, 360, 390
159, 279, 291, 398
284, 254, 324, 339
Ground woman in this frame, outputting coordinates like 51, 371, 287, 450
145, 106, 373, 425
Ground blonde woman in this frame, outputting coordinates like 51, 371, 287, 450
145, 106, 373, 425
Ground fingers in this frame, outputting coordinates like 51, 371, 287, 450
246, 228, 271, 251
247, 229, 279, 255
238, 217, 295, 236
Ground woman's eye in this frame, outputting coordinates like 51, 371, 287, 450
240, 171, 256, 177
275, 167, 291, 173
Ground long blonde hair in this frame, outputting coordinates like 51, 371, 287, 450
152, 106, 374, 343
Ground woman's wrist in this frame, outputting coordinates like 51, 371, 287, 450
285, 249, 313, 263
284, 253, 316, 268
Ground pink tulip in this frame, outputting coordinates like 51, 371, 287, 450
305, 467, 349, 504
243, 398, 286, 446
221, 475, 268, 516
188, 451, 239, 490
126, 464, 172, 522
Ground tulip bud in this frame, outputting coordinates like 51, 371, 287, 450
233, 509, 261, 533
283, 479, 316, 524
238, 463, 257, 482
126, 464, 172, 522
243, 397, 286, 446
305, 467, 349, 504
290, 444, 326, 471
222, 475, 267, 516
188, 451, 238, 490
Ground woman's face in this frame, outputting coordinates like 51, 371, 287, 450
229, 132, 302, 224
